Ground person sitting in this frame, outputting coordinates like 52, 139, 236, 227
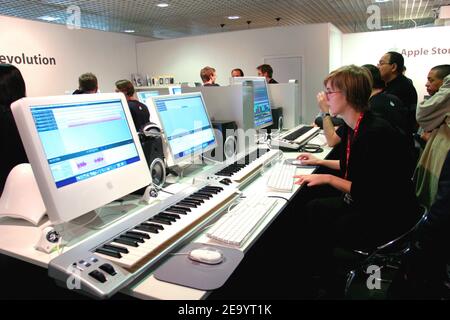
0, 64, 28, 194
377, 52, 418, 132
200, 66, 219, 86
257, 64, 278, 84
73, 72, 98, 94
293, 65, 421, 294
231, 68, 244, 77
115, 79, 150, 131
414, 65, 450, 209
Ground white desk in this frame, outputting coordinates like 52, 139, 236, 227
0, 140, 333, 300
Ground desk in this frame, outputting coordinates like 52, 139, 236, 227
0, 139, 333, 300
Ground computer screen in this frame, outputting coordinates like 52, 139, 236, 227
230, 77, 273, 129
169, 85, 182, 95
11, 93, 151, 224
146, 93, 217, 166
137, 90, 160, 105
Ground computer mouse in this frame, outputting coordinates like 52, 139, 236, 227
188, 247, 224, 265
292, 160, 302, 165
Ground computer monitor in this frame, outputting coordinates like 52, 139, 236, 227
137, 90, 160, 106
168, 85, 182, 95
146, 92, 217, 167
11, 93, 151, 224
230, 76, 273, 130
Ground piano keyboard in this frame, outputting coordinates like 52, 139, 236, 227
215, 148, 282, 182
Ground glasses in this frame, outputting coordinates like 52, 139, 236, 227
325, 90, 341, 98
377, 61, 392, 66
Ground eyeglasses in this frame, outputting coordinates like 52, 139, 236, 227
325, 90, 341, 97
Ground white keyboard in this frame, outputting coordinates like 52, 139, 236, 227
206, 194, 280, 247
266, 162, 297, 192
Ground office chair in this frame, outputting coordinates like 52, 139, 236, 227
343, 206, 428, 297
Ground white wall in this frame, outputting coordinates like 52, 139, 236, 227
0, 15, 145, 96
329, 25, 343, 72
343, 26, 450, 101
137, 24, 333, 123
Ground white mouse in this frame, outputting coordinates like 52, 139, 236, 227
188, 247, 224, 265
292, 160, 302, 165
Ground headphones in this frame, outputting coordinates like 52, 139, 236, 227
299, 144, 323, 153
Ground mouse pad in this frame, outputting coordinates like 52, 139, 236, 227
154, 243, 244, 291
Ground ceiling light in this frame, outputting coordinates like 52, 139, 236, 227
124, 30, 135, 33
38, 16, 60, 22
382, 25, 393, 29
228, 16, 240, 20
157, 3, 169, 7
375, 0, 391, 3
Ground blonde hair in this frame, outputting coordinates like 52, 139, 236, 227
200, 66, 216, 83
324, 65, 372, 112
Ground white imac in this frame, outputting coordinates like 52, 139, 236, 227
168, 85, 182, 95
230, 76, 273, 130
136, 90, 160, 105
11, 93, 151, 224
146, 92, 217, 167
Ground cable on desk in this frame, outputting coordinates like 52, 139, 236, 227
267, 195, 289, 202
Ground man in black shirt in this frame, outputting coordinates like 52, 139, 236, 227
73, 72, 98, 94
115, 80, 150, 131
257, 64, 278, 84
378, 52, 418, 131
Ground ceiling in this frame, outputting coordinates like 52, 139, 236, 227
0, 0, 449, 40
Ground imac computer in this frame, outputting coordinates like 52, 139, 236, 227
168, 85, 182, 95
146, 92, 217, 168
137, 90, 160, 106
230, 77, 273, 130
11, 93, 152, 224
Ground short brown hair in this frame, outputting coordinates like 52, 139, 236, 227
115, 79, 135, 97
324, 65, 372, 112
79, 72, 98, 92
200, 66, 216, 83
257, 64, 273, 78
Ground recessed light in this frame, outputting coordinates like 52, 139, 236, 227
228, 16, 240, 20
38, 16, 60, 22
124, 30, 135, 33
157, 3, 169, 7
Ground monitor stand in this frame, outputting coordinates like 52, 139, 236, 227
165, 161, 206, 184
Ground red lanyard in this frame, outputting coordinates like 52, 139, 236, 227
344, 113, 364, 180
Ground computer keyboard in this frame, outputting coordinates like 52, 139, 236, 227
266, 162, 297, 192
206, 193, 280, 247
270, 125, 320, 150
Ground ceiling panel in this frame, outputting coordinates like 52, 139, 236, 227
0, 0, 449, 40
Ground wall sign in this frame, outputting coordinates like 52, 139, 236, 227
0, 53, 56, 65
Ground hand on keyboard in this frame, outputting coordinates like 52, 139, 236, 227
297, 153, 321, 166
294, 174, 331, 187
266, 162, 297, 192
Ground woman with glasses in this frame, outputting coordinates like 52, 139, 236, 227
293, 65, 421, 296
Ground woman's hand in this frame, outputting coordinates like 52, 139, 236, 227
317, 91, 330, 113
294, 174, 331, 187
297, 153, 321, 166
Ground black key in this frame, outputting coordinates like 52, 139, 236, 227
202, 186, 223, 192
186, 196, 205, 203
95, 247, 122, 258
193, 192, 212, 199
103, 244, 129, 254
126, 231, 150, 239
199, 188, 219, 194
165, 208, 188, 215
171, 205, 191, 212
120, 234, 145, 243
136, 224, 160, 234
143, 222, 164, 230
179, 199, 201, 206
177, 201, 197, 208
149, 217, 172, 225
156, 213, 176, 222
89, 270, 107, 283
114, 238, 139, 247
159, 212, 180, 220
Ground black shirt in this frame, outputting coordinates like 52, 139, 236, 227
203, 83, 220, 87
338, 112, 420, 231
268, 79, 278, 84
385, 74, 418, 131
369, 92, 410, 136
127, 100, 150, 131
0, 106, 28, 194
